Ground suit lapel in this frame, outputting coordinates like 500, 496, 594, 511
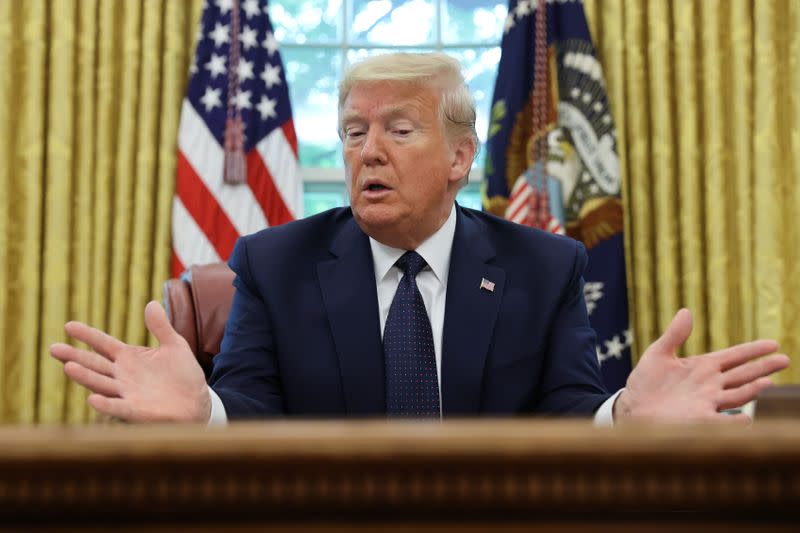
317, 218, 385, 415
441, 207, 505, 416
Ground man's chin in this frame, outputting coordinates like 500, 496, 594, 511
353, 208, 399, 232
352, 207, 410, 246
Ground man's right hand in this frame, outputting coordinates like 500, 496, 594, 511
50, 301, 211, 423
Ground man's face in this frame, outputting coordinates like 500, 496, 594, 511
341, 81, 472, 250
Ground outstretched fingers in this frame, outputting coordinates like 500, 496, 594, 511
50, 343, 115, 377
64, 321, 126, 361
721, 353, 791, 389
711, 339, 781, 372
87, 394, 134, 421
63, 362, 120, 398
717, 376, 776, 411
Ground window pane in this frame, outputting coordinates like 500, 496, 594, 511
270, 0, 343, 44
445, 47, 501, 168
282, 47, 343, 168
442, 0, 507, 44
304, 182, 350, 216
348, 0, 436, 45
456, 182, 482, 210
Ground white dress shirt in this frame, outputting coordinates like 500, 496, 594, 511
209, 204, 619, 424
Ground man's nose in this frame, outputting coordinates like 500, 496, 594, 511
360, 129, 388, 165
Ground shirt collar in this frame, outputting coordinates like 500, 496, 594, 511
369, 203, 457, 286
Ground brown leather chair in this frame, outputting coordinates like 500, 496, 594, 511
162, 263, 236, 378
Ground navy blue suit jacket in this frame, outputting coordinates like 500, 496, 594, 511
209, 205, 610, 418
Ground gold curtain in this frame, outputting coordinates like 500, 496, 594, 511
584, 0, 800, 383
0, 0, 203, 423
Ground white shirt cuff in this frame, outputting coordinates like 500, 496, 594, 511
207, 386, 229, 425
593, 388, 624, 426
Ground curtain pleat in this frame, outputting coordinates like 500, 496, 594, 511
728, 0, 755, 347
748, 0, 791, 377
790, 1, 800, 357
0, 1, 48, 423
66, 0, 100, 423
672, 0, 707, 355
38, 0, 78, 423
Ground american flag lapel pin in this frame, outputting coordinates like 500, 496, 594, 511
479, 278, 495, 292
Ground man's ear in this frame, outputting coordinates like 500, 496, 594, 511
448, 137, 476, 185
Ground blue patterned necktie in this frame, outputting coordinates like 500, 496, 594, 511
384, 251, 440, 417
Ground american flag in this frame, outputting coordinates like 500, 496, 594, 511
172, 0, 301, 277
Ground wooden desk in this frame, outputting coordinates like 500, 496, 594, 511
1, 420, 799, 531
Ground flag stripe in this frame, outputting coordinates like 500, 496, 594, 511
247, 150, 295, 228
255, 127, 303, 219
282, 120, 299, 158
176, 153, 240, 260
171, 251, 185, 283
177, 100, 270, 235
171, 196, 223, 269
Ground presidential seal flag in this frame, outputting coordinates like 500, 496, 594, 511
483, 0, 631, 390
172, 0, 302, 277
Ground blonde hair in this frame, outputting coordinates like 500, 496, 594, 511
338, 52, 478, 153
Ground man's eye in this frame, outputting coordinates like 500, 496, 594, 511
394, 129, 412, 136
346, 130, 364, 139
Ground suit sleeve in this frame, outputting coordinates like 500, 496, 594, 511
208, 237, 286, 418
533, 240, 611, 415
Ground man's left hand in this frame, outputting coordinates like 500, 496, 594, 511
614, 308, 790, 423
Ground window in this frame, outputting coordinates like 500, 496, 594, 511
269, 0, 507, 215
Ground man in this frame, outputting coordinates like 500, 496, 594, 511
50, 53, 788, 423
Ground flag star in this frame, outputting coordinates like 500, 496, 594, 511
189, 60, 198, 74
215, 0, 234, 15
208, 22, 230, 47
256, 95, 277, 120
237, 58, 255, 81
593, 101, 604, 112
515, 0, 531, 18
234, 90, 252, 110
623, 328, 633, 346
503, 13, 516, 34
204, 53, 227, 78
200, 87, 222, 112
239, 25, 259, 50
604, 335, 625, 359
242, 0, 261, 18
262, 31, 279, 56
260, 63, 282, 89
596, 346, 605, 364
